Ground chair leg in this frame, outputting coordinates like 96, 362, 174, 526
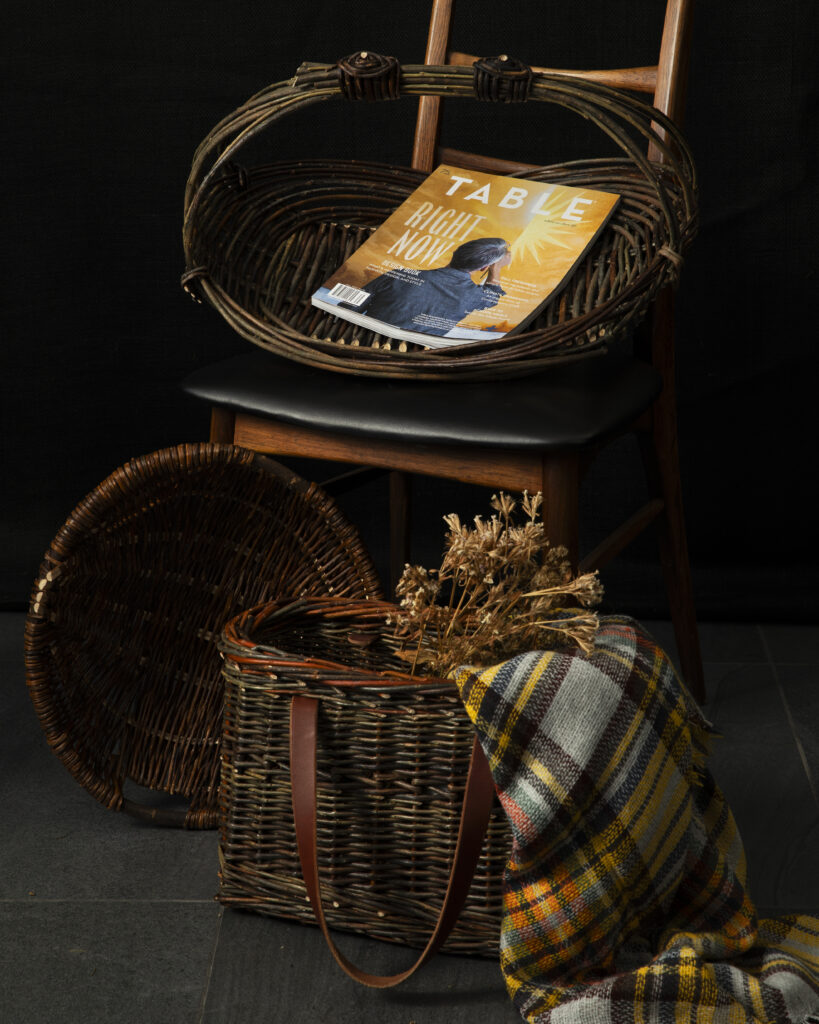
540, 454, 580, 570
389, 470, 412, 596
639, 427, 705, 704
209, 406, 236, 444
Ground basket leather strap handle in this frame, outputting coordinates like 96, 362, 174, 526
289, 693, 496, 988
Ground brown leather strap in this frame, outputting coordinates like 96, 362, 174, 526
289, 694, 496, 988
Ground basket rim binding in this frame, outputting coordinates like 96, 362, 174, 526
220, 595, 455, 691
182, 55, 698, 381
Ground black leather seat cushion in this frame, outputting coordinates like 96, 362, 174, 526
182, 349, 662, 450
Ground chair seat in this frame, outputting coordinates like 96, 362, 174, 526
182, 349, 662, 450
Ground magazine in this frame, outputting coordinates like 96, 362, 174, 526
310, 164, 620, 349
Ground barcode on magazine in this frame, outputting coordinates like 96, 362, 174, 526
328, 283, 370, 307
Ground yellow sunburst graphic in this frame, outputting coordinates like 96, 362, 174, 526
508, 193, 586, 266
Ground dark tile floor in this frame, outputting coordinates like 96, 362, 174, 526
2, 613, 818, 1023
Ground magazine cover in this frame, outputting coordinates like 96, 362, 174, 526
310, 165, 620, 349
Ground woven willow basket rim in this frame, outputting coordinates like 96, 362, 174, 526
182, 56, 698, 381
24, 444, 382, 829
221, 595, 454, 690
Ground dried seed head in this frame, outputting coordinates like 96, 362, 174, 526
392, 490, 602, 676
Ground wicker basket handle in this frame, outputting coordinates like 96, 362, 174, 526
289, 694, 496, 987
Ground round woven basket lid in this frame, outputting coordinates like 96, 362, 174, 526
182, 53, 698, 381
23, 443, 382, 828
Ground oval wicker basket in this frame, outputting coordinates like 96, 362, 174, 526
218, 595, 511, 955
24, 444, 382, 829
182, 54, 697, 381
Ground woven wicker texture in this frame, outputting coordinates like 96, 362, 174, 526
24, 444, 382, 829
182, 55, 697, 381
218, 596, 511, 955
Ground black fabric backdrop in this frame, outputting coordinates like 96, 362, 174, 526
4, 0, 818, 619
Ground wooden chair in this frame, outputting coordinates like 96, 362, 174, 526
182, 0, 705, 701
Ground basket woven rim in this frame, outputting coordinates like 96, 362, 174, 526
221, 595, 455, 690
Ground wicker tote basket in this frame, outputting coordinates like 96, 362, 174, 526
182, 52, 697, 381
218, 596, 511, 958
24, 444, 381, 829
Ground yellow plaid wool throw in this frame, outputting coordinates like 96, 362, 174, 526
452, 616, 819, 1024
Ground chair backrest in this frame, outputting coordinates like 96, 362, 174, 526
410, 0, 695, 372
411, 0, 694, 173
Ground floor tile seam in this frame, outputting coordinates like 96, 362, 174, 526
758, 625, 819, 813
700, 657, 818, 667
758, 908, 819, 918
0, 897, 219, 905
197, 903, 224, 1024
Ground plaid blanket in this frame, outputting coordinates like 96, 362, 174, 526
452, 616, 819, 1023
